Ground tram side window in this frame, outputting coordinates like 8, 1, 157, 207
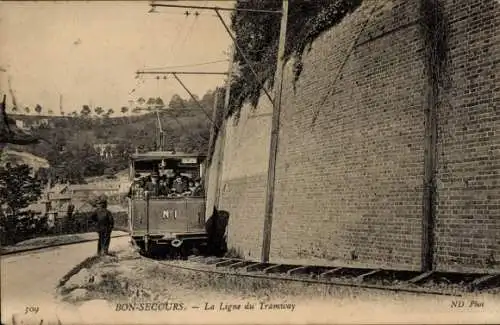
129, 172, 204, 198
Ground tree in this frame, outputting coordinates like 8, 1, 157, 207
186, 94, 200, 107
24, 106, 30, 114
155, 97, 164, 108
34, 104, 42, 114
48, 109, 54, 115
168, 94, 185, 109
81, 105, 91, 117
146, 97, 156, 108
0, 163, 42, 216
71, 111, 78, 117
137, 97, 146, 106
34, 167, 51, 186
11, 106, 18, 113
94, 106, 104, 116
106, 108, 114, 116
121, 106, 129, 114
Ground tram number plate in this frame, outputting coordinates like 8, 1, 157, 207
162, 210, 178, 220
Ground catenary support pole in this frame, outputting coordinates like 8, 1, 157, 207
421, 0, 439, 273
207, 88, 221, 166
261, 0, 288, 263
214, 46, 235, 209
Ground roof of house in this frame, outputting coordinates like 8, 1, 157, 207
21, 203, 45, 213
49, 194, 72, 200
72, 200, 94, 213
108, 204, 127, 213
131, 151, 206, 161
48, 184, 68, 194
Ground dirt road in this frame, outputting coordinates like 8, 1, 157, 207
1, 236, 130, 324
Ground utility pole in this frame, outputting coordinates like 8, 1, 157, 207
207, 87, 221, 162
205, 86, 221, 198
213, 45, 235, 210
59, 94, 63, 115
261, 0, 288, 263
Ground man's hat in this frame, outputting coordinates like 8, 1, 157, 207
96, 194, 108, 205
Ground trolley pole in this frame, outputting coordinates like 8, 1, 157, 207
261, 0, 288, 263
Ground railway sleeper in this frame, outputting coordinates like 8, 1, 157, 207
327, 267, 372, 280
262, 264, 284, 274
468, 273, 500, 291
355, 269, 382, 282
226, 261, 255, 269
408, 271, 435, 284
215, 259, 243, 268
361, 270, 421, 286
246, 263, 273, 272
286, 266, 311, 276
205, 257, 227, 265
424, 272, 480, 287
318, 267, 344, 278
187, 255, 205, 263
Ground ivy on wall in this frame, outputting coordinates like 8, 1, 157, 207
226, 0, 363, 119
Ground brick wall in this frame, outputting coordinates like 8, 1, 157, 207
207, 0, 500, 273
434, 0, 500, 273
269, 0, 426, 271
216, 96, 273, 259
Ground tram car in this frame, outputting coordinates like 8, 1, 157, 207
127, 151, 209, 257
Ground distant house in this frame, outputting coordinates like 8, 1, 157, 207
14, 120, 29, 131
66, 183, 121, 204
24, 183, 95, 229
31, 118, 50, 129
93, 143, 117, 159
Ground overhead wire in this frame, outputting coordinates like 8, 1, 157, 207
134, 72, 208, 147
141, 59, 229, 71
177, 14, 199, 53
135, 3, 210, 149
155, 105, 209, 147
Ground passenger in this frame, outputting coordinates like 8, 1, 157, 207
158, 178, 170, 196
166, 176, 173, 190
172, 174, 187, 195
90, 195, 114, 256
192, 178, 204, 197
187, 181, 197, 195
145, 172, 160, 196
127, 174, 143, 198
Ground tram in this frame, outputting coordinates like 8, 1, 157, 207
127, 151, 208, 257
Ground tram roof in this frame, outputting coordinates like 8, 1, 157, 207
131, 151, 206, 162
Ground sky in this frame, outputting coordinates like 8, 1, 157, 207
0, 1, 235, 116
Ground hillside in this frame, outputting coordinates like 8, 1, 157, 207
10, 104, 216, 159
3, 89, 224, 185
0, 149, 49, 171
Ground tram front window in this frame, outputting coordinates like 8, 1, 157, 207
129, 171, 204, 199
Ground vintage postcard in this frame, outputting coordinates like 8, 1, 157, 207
1, 0, 499, 324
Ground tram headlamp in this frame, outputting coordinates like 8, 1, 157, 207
171, 239, 183, 248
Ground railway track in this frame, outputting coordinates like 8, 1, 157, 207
153, 255, 500, 297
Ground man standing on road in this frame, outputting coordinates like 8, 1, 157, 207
90, 195, 114, 256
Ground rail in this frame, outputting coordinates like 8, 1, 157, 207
151, 256, 500, 296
